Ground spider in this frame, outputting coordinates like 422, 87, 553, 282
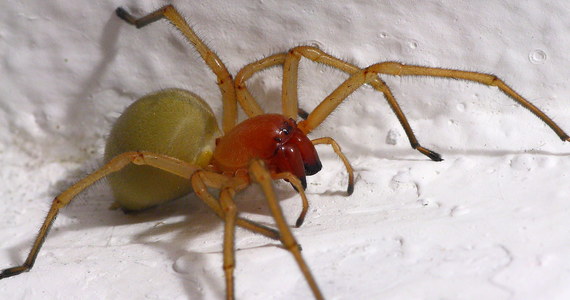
1, 5, 569, 300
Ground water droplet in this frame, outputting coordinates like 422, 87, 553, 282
528, 49, 547, 64
379, 32, 388, 39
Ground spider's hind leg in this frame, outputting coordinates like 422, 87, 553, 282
116, 5, 238, 134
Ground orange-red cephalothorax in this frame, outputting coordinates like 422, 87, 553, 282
212, 114, 321, 188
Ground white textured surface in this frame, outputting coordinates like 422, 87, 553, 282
1, 1, 570, 299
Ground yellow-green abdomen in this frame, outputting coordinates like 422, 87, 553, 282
104, 88, 220, 211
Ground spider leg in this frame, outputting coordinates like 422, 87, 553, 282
271, 172, 309, 227
192, 169, 311, 298
116, 6, 237, 133
235, 53, 287, 116
218, 186, 238, 300
235, 46, 442, 161
311, 137, 355, 195
298, 61, 570, 151
0, 152, 283, 280
284, 46, 443, 160
194, 169, 310, 229
190, 170, 281, 240
0, 151, 201, 279
248, 159, 324, 300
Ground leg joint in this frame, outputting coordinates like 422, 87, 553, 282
223, 263, 235, 271
131, 151, 146, 165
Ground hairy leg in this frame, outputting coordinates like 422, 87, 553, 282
116, 5, 238, 133
311, 137, 355, 195
235, 46, 442, 160
190, 170, 281, 240
0, 151, 198, 279
297, 61, 570, 155
248, 159, 324, 300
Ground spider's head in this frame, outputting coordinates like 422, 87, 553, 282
271, 117, 322, 189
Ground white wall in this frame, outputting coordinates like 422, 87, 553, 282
1, 1, 570, 299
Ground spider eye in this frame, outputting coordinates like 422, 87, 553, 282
281, 121, 291, 135
274, 137, 282, 142
279, 121, 291, 136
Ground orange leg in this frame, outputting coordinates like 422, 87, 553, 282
219, 187, 238, 300
287, 46, 445, 160
0, 152, 282, 280
191, 168, 313, 298
298, 61, 570, 150
236, 46, 443, 160
190, 170, 281, 239
312, 137, 355, 195
271, 171, 310, 227
0, 151, 200, 279
249, 159, 324, 300
235, 53, 287, 116
236, 45, 570, 160
116, 6, 238, 133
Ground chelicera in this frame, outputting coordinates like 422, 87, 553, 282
1, 5, 569, 300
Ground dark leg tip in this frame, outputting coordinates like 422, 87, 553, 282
427, 151, 443, 162
115, 7, 139, 26
295, 215, 306, 228
347, 183, 354, 196
115, 7, 129, 19
0, 266, 29, 279
416, 145, 443, 162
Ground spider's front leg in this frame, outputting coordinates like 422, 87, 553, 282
289, 51, 570, 158
248, 159, 324, 300
191, 161, 324, 299
284, 47, 445, 161
235, 47, 444, 161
